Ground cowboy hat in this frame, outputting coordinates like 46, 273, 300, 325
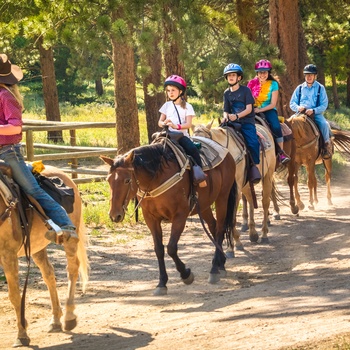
0, 54, 23, 85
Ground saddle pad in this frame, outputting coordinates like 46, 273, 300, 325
256, 124, 273, 150
192, 136, 229, 170
163, 137, 228, 171
281, 122, 292, 136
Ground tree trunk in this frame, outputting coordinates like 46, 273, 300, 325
95, 77, 104, 96
38, 41, 63, 143
143, 35, 165, 144
162, 4, 185, 78
269, 0, 308, 118
331, 73, 340, 109
236, 0, 258, 41
347, 73, 350, 107
110, 10, 139, 152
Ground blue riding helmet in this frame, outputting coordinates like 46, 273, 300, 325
223, 63, 244, 78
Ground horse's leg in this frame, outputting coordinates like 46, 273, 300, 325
261, 174, 274, 244
227, 193, 243, 257
32, 249, 63, 332
243, 189, 259, 243
270, 181, 281, 220
324, 158, 333, 205
241, 194, 249, 232
294, 163, 305, 211
142, 213, 170, 295
1, 253, 30, 347
62, 237, 81, 330
287, 160, 299, 214
204, 203, 227, 284
306, 163, 317, 210
166, 214, 194, 287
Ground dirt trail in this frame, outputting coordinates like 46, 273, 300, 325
1, 164, 350, 350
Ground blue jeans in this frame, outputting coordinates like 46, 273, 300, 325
0, 144, 73, 228
314, 114, 330, 143
240, 123, 260, 165
263, 109, 283, 143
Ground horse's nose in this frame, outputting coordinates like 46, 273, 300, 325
109, 213, 124, 223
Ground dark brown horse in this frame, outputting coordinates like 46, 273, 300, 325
285, 113, 350, 210
102, 139, 237, 295
0, 165, 89, 348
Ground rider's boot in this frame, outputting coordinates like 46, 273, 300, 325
192, 165, 207, 187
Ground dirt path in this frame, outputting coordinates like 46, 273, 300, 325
1, 164, 350, 350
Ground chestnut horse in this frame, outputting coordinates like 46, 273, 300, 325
101, 139, 237, 295
0, 165, 89, 348
192, 121, 276, 253
286, 113, 350, 210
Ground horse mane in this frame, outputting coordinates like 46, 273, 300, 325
112, 142, 177, 177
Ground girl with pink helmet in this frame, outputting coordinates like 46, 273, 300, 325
158, 75, 207, 187
247, 59, 290, 165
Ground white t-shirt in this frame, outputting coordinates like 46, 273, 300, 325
159, 101, 195, 136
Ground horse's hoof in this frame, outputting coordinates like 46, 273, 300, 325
225, 251, 235, 258
261, 237, 269, 244
48, 323, 63, 333
64, 318, 77, 331
182, 272, 194, 285
241, 224, 249, 232
308, 205, 315, 210
208, 273, 220, 284
153, 287, 168, 296
291, 206, 299, 215
219, 269, 227, 278
13, 337, 30, 347
273, 214, 281, 220
299, 203, 305, 211
250, 233, 259, 243
235, 244, 244, 251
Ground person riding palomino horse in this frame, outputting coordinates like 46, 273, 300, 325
290, 64, 332, 159
247, 59, 291, 165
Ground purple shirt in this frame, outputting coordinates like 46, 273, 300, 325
0, 87, 23, 145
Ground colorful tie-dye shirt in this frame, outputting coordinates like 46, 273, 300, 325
247, 77, 278, 110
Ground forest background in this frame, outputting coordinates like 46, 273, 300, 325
1, 0, 350, 152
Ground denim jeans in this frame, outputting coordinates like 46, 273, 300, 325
0, 144, 74, 228
263, 109, 283, 144
314, 114, 331, 143
179, 136, 202, 167
240, 123, 260, 165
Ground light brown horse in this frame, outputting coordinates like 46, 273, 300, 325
102, 139, 237, 295
193, 121, 276, 254
286, 113, 350, 210
0, 165, 89, 348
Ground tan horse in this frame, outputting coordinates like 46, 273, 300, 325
0, 165, 89, 348
287, 113, 350, 210
193, 121, 276, 253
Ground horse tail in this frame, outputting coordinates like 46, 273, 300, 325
332, 129, 350, 155
76, 212, 90, 293
224, 180, 238, 246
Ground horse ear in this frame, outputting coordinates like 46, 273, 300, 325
206, 119, 214, 130
100, 155, 114, 166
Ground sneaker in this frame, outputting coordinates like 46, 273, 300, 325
278, 153, 291, 165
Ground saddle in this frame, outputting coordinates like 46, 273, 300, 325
256, 114, 293, 142
154, 135, 228, 171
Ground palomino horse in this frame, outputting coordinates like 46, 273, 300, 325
193, 121, 276, 253
102, 138, 237, 295
0, 165, 89, 348
287, 113, 350, 210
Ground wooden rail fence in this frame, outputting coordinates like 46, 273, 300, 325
22, 119, 118, 184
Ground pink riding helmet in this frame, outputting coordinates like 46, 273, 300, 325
255, 59, 272, 72
164, 75, 187, 92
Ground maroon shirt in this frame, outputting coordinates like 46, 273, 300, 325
0, 87, 23, 145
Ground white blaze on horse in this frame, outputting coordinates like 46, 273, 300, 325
0, 165, 89, 348
193, 121, 276, 253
